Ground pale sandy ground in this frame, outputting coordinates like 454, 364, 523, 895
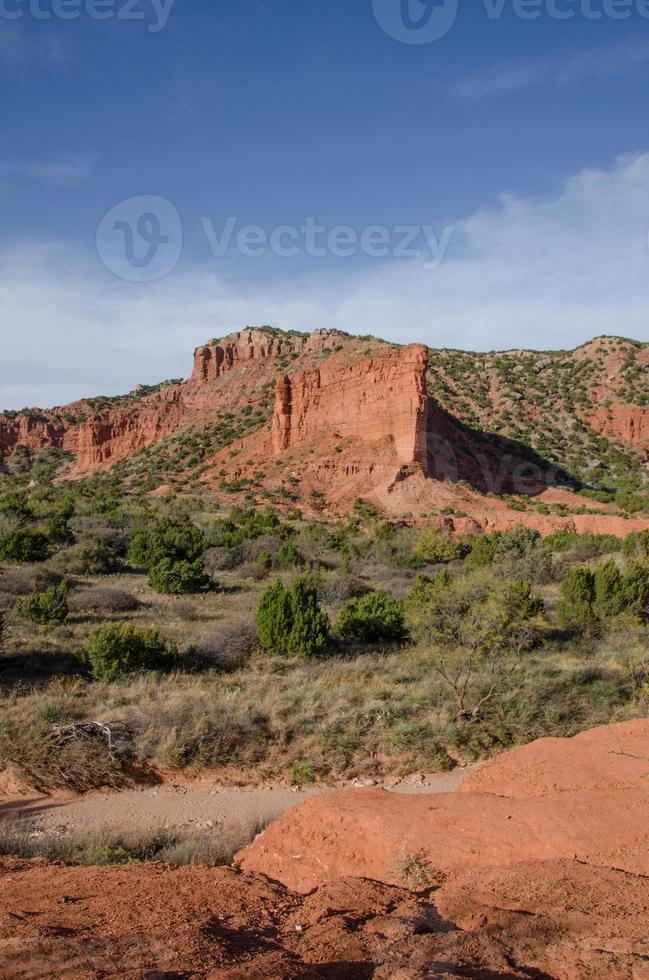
0, 768, 472, 837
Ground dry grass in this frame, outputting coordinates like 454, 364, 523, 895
0, 811, 269, 866
0, 564, 645, 788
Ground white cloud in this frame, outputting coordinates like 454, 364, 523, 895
1, 152, 649, 408
0, 159, 92, 187
451, 40, 649, 98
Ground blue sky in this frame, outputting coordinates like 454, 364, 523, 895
2, 0, 649, 406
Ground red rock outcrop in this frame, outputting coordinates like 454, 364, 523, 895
190, 328, 346, 382
191, 329, 288, 382
0, 329, 373, 476
2, 327, 649, 537
236, 720, 649, 891
2, 721, 649, 978
271, 344, 430, 465
588, 403, 649, 450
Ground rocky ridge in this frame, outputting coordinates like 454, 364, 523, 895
1, 327, 649, 535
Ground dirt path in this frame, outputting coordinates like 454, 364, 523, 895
1, 768, 472, 837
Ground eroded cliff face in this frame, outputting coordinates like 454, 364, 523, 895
0, 385, 191, 475
271, 344, 430, 466
190, 328, 346, 383
587, 404, 649, 450
0, 328, 385, 476
2, 328, 649, 537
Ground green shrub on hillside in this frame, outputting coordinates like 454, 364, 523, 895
593, 560, 625, 618
337, 591, 405, 643
256, 577, 329, 658
148, 557, 211, 595
15, 582, 69, 625
414, 528, 459, 563
623, 530, 649, 560
0, 529, 49, 563
84, 622, 178, 681
464, 533, 500, 568
556, 567, 596, 628
620, 562, 649, 615
128, 516, 205, 570
464, 527, 541, 569
275, 540, 304, 570
55, 537, 121, 575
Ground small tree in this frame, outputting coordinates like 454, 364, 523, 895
256, 577, 329, 658
414, 528, 459, 563
128, 516, 205, 570
405, 571, 544, 722
465, 533, 500, 569
0, 529, 49, 563
84, 622, 178, 682
15, 582, 69, 625
276, 540, 304, 570
620, 562, 649, 616
148, 557, 211, 595
556, 567, 596, 628
337, 591, 405, 643
594, 560, 624, 619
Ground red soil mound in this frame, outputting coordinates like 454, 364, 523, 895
459, 718, 649, 798
2, 857, 648, 978
2, 722, 649, 977
237, 721, 649, 892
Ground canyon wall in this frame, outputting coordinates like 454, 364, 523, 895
191, 330, 289, 383
190, 328, 345, 383
0, 328, 370, 475
271, 344, 431, 466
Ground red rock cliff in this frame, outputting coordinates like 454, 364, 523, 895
191, 328, 346, 383
271, 344, 430, 465
0, 329, 372, 475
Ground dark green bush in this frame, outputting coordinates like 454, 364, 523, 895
147, 557, 211, 595
84, 622, 178, 681
15, 582, 69, 625
55, 537, 121, 575
623, 530, 649, 560
464, 533, 500, 568
556, 567, 596, 628
0, 529, 49, 563
257, 551, 273, 575
275, 540, 304, 570
256, 577, 329, 658
128, 516, 205, 570
620, 562, 649, 614
593, 560, 625, 618
336, 591, 406, 643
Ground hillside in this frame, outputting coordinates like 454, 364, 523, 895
1, 327, 649, 536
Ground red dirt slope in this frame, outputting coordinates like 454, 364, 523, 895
2, 856, 648, 978
2, 722, 649, 977
237, 720, 649, 890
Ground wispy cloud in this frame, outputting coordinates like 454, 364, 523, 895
451, 40, 649, 98
0, 159, 92, 187
1, 152, 649, 408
